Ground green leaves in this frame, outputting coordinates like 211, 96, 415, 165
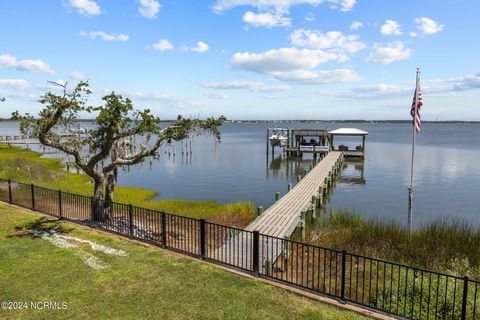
12, 80, 227, 217
13, 81, 226, 202
163, 115, 226, 143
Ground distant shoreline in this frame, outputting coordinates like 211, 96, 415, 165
1, 119, 479, 124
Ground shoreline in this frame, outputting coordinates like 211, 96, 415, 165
2, 119, 480, 124
0, 145, 255, 227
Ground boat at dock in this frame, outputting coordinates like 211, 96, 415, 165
268, 129, 288, 147
267, 127, 368, 159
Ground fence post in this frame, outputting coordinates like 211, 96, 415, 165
252, 231, 260, 276
129, 204, 134, 238
340, 250, 346, 303
161, 211, 167, 248
31, 184, 35, 211
199, 219, 206, 259
8, 179, 12, 204
461, 276, 469, 320
58, 190, 63, 219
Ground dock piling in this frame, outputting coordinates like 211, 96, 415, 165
311, 196, 317, 218
257, 206, 264, 216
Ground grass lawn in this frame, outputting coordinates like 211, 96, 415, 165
0, 204, 370, 320
0, 145, 255, 227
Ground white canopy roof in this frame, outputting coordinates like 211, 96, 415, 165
328, 128, 368, 136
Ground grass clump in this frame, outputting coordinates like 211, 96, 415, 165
307, 210, 480, 278
0, 204, 369, 320
0, 145, 255, 227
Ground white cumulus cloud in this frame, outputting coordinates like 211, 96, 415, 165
125, 91, 201, 110
206, 91, 229, 99
271, 69, 359, 84
80, 31, 129, 42
213, 0, 356, 12
350, 21, 363, 31
230, 47, 358, 84
201, 80, 290, 92
290, 29, 366, 53
304, 12, 315, 22
365, 41, 412, 64
67, 0, 101, 16
0, 79, 30, 90
0, 54, 54, 75
415, 17, 444, 35
339, 0, 356, 12
138, 0, 161, 19
243, 11, 291, 27
231, 47, 337, 73
448, 73, 480, 91
213, 1, 356, 27
380, 20, 402, 35
68, 71, 88, 81
321, 73, 480, 100
190, 41, 209, 53
152, 39, 174, 51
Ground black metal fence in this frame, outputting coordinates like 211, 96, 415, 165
1, 177, 479, 320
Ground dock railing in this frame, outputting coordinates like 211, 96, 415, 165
0, 177, 479, 320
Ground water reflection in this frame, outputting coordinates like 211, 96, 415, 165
2, 121, 480, 228
338, 161, 366, 186
266, 154, 314, 181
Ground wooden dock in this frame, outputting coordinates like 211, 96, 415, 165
212, 151, 344, 271
0, 135, 40, 145
246, 151, 343, 238
0, 134, 78, 145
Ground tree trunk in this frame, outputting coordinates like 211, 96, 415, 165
103, 170, 116, 222
91, 179, 108, 223
105, 169, 116, 204
93, 180, 103, 199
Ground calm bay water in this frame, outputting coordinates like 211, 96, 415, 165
2, 121, 479, 228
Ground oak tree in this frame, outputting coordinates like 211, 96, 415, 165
13, 81, 225, 221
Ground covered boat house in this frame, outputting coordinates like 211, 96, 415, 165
328, 128, 368, 158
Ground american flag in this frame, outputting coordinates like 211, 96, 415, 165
410, 86, 423, 133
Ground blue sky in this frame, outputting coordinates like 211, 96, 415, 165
0, 0, 479, 120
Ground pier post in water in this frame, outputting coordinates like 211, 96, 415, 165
318, 186, 324, 205
275, 192, 280, 202
311, 196, 317, 218
287, 183, 292, 192
257, 206, 264, 216
300, 209, 307, 240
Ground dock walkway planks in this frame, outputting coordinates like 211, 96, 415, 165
246, 151, 343, 238
212, 151, 343, 271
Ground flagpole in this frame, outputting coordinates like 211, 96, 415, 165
408, 68, 420, 234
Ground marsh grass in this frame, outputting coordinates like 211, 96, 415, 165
307, 210, 480, 278
0, 145, 255, 226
